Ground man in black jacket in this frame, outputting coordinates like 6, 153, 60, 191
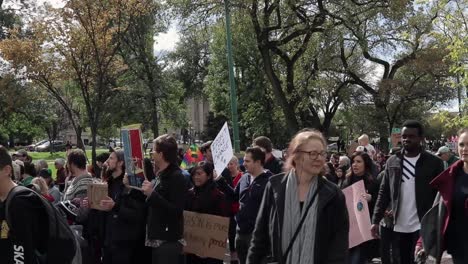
371, 120, 445, 264
0, 146, 48, 264
142, 135, 187, 264
215, 147, 272, 264
98, 150, 148, 264
253, 136, 283, 175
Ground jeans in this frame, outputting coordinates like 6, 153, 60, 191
349, 245, 367, 264
394, 230, 419, 264
380, 225, 398, 264
151, 242, 183, 264
235, 233, 252, 264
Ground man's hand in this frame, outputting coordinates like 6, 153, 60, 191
414, 245, 426, 262
99, 196, 115, 212
142, 180, 154, 197
123, 173, 129, 186
371, 224, 380, 239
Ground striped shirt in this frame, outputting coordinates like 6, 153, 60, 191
394, 155, 421, 233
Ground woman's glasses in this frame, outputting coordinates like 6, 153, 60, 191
295, 150, 327, 160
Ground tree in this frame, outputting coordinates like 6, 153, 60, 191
118, 0, 171, 138
0, 30, 87, 150
324, 0, 455, 150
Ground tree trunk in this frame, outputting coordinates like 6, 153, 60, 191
374, 96, 390, 153
75, 127, 85, 150
150, 96, 159, 139
259, 47, 299, 135
90, 122, 98, 174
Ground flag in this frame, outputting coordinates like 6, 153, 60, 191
180, 145, 205, 169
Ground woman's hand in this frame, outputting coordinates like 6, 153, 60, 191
81, 197, 89, 209
99, 196, 115, 211
361, 193, 372, 202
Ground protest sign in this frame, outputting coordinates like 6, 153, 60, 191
121, 128, 145, 187
87, 183, 108, 211
342, 180, 374, 248
211, 122, 234, 175
183, 211, 229, 260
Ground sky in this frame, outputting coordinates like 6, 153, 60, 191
38, 0, 181, 52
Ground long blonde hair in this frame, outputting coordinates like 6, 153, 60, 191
284, 129, 327, 171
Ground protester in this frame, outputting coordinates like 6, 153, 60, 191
371, 120, 445, 264
358, 134, 376, 159
436, 146, 459, 169
13, 149, 29, 163
376, 152, 387, 172
252, 136, 283, 174
0, 146, 49, 264
186, 162, 229, 264
200, 141, 213, 163
215, 147, 273, 264
142, 134, 187, 264
339, 155, 351, 169
227, 156, 242, 263
35, 159, 49, 173
38, 168, 61, 204
343, 152, 379, 264
247, 130, 349, 264
335, 166, 347, 189
55, 158, 67, 192
330, 153, 341, 169
415, 128, 468, 264
30, 177, 55, 203
63, 149, 94, 204
21, 162, 36, 186
325, 162, 338, 184
89, 152, 110, 179
86, 150, 149, 264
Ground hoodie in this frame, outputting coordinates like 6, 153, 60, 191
216, 170, 273, 234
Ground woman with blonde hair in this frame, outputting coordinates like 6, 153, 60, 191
30, 176, 55, 202
247, 129, 349, 264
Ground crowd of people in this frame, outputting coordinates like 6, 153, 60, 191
0, 120, 467, 264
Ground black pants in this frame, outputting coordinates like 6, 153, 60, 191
380, 225, 398, 264
394, 230, 419, 264
186, 254, 223, 264
452, 254, 467, 264
152, 242, 183, 264
235, 233, 252, 264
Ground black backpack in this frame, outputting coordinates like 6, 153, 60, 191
5, 186, 78, 264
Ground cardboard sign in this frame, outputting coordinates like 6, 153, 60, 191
183, 211, 229, 260
211, 122, 234, 175
87, 183, 108, 211
342, 180, 374, 248
121, 128, 145, 187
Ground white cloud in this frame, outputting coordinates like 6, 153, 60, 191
154, 26, 180, 52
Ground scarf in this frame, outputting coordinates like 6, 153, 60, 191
63, 173, 94, 201
282, 170, 319, 264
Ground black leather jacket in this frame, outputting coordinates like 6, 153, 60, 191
247, 173, 349, 264
372, 150, 444, 226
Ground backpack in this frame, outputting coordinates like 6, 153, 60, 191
5, 186, 80, 264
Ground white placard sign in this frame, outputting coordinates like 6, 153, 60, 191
211, 122, 234, 175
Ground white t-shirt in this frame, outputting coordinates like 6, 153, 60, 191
363, 144, 376, 158
394, 154, 421, 233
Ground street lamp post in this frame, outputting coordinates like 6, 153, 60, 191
224, 0, 240, 153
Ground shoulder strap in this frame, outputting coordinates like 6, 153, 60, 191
281, 182, 322, 264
